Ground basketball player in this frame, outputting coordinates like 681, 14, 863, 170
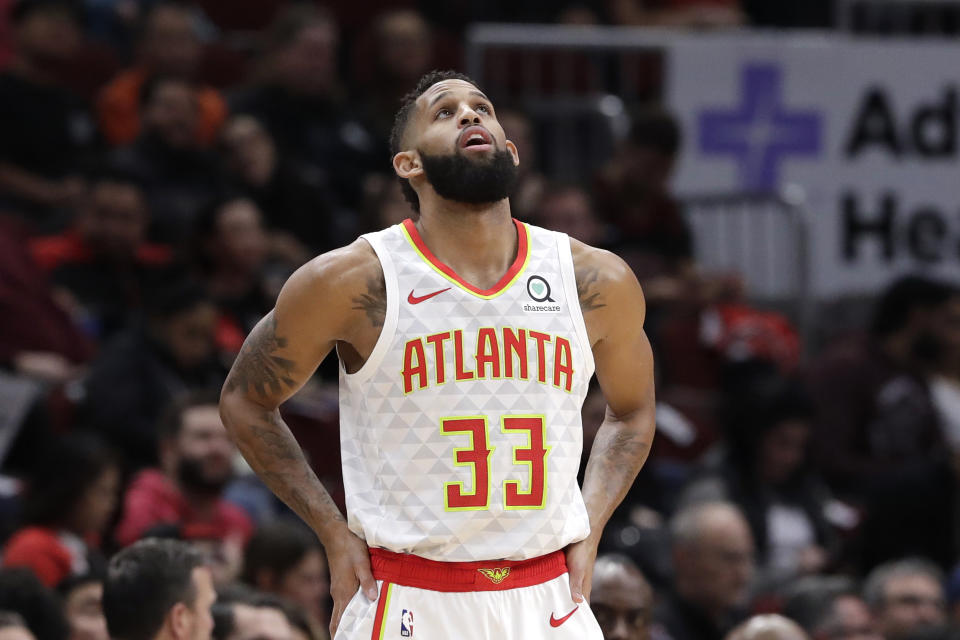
219, 70, 655, 639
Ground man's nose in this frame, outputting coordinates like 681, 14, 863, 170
458, 105, 481, 126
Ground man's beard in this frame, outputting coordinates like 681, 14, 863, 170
176, 457, 231, 496
420, 148, 519, 206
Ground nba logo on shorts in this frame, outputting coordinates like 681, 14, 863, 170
400, 610, 413, 637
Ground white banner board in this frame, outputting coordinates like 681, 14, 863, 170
667, 34, 960, 297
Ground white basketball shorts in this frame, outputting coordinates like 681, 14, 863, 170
334, 548, 604, 640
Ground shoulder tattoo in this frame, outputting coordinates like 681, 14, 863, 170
575, 263, 607, 313
351, 273, 387, 328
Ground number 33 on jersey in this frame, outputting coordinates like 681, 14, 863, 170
339, 219, 594, 562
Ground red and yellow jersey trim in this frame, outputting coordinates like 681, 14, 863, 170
400, 218, 530, 300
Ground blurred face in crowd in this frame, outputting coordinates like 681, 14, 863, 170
168, 405, 235, 496
143, 80, 200, 150
757, 419, 810, 485
0, 628, 35, 640
70, 464, 121, 535
221, 117, 277, 187
229, 606, 292, 640
376, 11, 431, 82
278, 549, 329, 624
536, 188, 602, 245
157, 301, 217, 370
591, 562, 652, 640
210, 199, 269, 275
65, 581, 109, 640
674, 507, 755, 615
726, 615, 808, 640
816, 595, 882, 640
276, 20, 338, 96
874, 572, 946, 639
79, 181, 149, 260
623, 144, 675, 193
14, 6, 80, 67
140, 5, 201, 77
397, 79, 519, 206
180, 567, 216, 640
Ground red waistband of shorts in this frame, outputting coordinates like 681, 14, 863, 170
369, 548, 567, 592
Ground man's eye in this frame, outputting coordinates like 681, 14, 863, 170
436, 109, 451, 119
477, 104, 490, 113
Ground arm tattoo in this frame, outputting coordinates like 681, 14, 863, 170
351, 274, 386, 328
239, 410, 345, 528
225, 314, 297, 399
575, 264, 607, 312
582, 420, 650, 521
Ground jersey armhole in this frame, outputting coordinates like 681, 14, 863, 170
556, 234, 596, 379
338, 231, 399, 382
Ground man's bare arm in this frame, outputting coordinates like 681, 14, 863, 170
219, 241, 384, 634
566, 240, 656, 602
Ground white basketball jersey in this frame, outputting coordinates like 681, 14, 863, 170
338, 219, 594, 561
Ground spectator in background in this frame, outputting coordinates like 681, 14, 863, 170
231, 4, 377, 210
783, 576, 881, 640
211, 585, 293, 640
0, 0, 96, 223
0, 612, 36, 640
654, 502, 754, 640
806, 276, 960, 569
678, 374, 834, 589
81, 282, 225, 470
594, 106, 691, 275
58, 573, 108, 640
114, 390, 252, 548
355, 10, 433, 149
0, 569, 69, 640
2, 433, 119, 588
532, 185, 606, 246
497, 107, 546, 221
608, 0, 744, 28
591, 554, 653, 640
30, 165, 174, 343
97, 2, 227, 147
242, 523, 329, 633
724, 615, 808, 640
103, 539, 216, 640
361, 173, 413, 229
863, 559, 947, 640
0, 217, 93, 386
193, 196, 299, 349
219, 115, 350, 254
110, 75, 222, 244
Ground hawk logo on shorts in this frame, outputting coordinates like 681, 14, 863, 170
400, 609, 413, 637
478, 567, 511, 584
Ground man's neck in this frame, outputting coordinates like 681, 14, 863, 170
414, 200, 518, 291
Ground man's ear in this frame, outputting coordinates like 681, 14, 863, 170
168, 602, 192, 640
393, 150, 423, 179
506, 140, 520, 166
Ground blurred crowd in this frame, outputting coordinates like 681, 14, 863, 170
1, 0, 959, 639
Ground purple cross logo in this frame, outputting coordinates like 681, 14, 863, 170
699, 64, 822, 192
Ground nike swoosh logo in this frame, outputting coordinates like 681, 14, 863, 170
549, 606, 578, 628
407, 288, 451, 304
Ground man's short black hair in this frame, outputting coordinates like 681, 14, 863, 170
388, 70, 481, 213
871, 275, 959, 337
0, 570, 69, 640
157, 388, 223, 440
241, 522, 321, 586
103, 539, 205, 640
628, 106, 682, 157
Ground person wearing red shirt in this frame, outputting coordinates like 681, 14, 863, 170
114, 390, 253, 548
3, 433, 120, 588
